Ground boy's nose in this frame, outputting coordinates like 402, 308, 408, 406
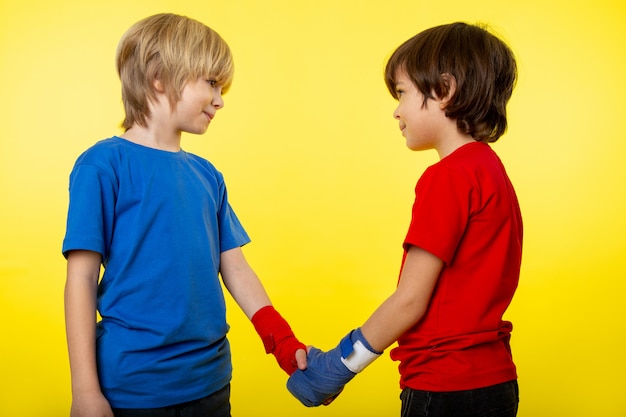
213, 94, 224, 109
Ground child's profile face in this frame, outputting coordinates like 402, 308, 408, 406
171, 77, 225, 135
392, 70, 444, 152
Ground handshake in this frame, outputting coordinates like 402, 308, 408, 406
250, 307, 381, 407
287, 328, 382, 407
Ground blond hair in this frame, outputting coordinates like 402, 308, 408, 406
116, 13, 234, 130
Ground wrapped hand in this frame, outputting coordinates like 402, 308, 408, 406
287, 328, 381, 406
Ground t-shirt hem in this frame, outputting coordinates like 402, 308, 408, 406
106, 379, 231, 409
400, 369, 518, 392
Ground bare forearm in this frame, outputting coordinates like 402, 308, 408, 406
361, 290, 427, 352
220, 247, 307, 374
220, 248, 272, 318
229, 273, 272, 319
361, 246, 444, 353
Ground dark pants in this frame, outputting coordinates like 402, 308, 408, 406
400, 380, 518, 417
113, 384, 230, 417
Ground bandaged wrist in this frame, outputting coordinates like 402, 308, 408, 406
251, 305, 295, 353
339, 328, 382, 373
251, 305, 305, 375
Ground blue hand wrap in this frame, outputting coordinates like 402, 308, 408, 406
340, 331, 356, 357
287, 328, 381, 407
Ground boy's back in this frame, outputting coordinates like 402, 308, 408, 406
393, 141, 522, 392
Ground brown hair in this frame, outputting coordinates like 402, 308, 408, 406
116, 13, 234, 130
384, 22, 517, 142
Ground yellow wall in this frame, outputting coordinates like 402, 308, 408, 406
1, 0, 625, 415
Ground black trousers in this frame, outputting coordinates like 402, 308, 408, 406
400, 380, 519, 417
113, 384, 230, 417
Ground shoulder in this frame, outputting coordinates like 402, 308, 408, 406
183, 150, 225, 182
417, 143, 498, 200
69, 137, 135, 188
431, 142, 502, 180
442, 141, 494, 165
73, 137, 127, 167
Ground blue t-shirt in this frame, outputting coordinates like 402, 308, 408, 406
62, 137, 250, 408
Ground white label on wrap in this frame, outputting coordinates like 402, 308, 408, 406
341, 340, 381, 373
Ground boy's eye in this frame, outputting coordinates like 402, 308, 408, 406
395, 89, 404, 97
207, 79, 218, 87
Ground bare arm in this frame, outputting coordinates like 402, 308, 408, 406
220, 247, 306, 371
64, 250, 113, 417
219, 247, 272, 319
361, 245, 444, 352
285, 245, 443, 407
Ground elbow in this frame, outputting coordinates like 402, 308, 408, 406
408, 303, 427, 326
394, 291, 428, 328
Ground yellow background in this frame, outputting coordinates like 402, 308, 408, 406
1, 0, 625, 415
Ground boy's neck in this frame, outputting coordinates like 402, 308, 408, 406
436, 135, 476, 159
434, 121, 476, 159
120, 124, 182, 152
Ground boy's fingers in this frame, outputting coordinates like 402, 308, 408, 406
295, 348, 308, 370
322, 388, 343, 406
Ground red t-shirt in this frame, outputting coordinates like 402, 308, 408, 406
391, 142, 522, 392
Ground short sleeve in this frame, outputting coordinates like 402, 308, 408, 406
62, 163, 117, 260
404, 165, 473, 264
216, 180, 250, 252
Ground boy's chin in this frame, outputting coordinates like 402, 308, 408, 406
186, 127, 210, 136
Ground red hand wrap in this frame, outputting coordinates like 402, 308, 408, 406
251, 305, 306, 375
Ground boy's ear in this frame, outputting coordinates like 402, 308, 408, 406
152, 77, 165, 93
439, 73, 457, 109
